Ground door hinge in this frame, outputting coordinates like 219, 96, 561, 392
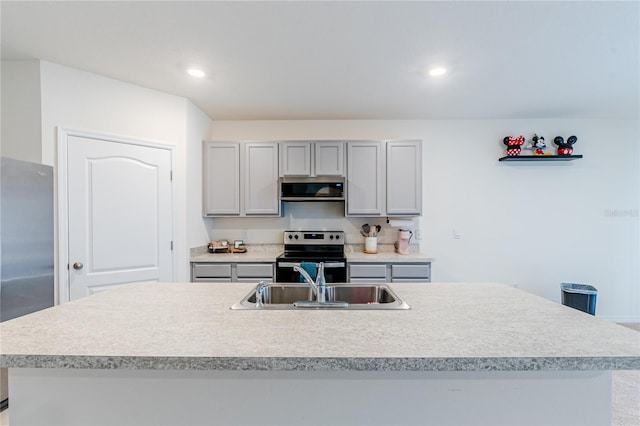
170, 170, 173, 181
170, 241, 174, 250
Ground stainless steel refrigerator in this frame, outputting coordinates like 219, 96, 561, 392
0, 157, 55, 409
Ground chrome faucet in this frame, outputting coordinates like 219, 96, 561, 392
255, 280, 269, 308
293, 262, 326, 304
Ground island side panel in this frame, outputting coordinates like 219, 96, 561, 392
9, 369, 611, 426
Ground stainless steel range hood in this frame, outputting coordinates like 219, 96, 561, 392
279, 176, 345, 201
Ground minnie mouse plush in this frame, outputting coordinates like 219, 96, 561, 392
503, 135, 525, 156
554, 135, 578, 156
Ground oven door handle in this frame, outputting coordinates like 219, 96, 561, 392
278, 261, 345, 269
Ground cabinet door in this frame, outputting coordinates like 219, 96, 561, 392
349, 264, 388, 279
244, 143, 280, 215
391, 264, 430, 280
236, 263, 274, 279
280, 142, 311, 176
346, 142, 384, 216
386, 141, 422, 216
191, 263, 232, 282
203, 142, 240, 216
315, 142, 344, 176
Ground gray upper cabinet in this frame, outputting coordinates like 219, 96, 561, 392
280, 141, 344, 177
386, 140, 422, 216
347, 140, 422, 217
314, 142, 344, 176
203, 141, 280, 217
205, 139, 420, 218
203, 142, 241, 215
280, 142, 311, 176
244, 142, 280, 215
346, 141, 385, 216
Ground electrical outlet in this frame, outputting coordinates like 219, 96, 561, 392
414, 229, 422, 241
453, 229, 461, 239
241, 229, 248, 241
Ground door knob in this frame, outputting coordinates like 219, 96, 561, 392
73, 262, 84, 270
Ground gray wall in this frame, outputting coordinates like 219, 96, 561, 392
1, 60, 42, 163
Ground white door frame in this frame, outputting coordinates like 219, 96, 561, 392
56, 127, 176, 304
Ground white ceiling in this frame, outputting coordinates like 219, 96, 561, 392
2, 1, 638, 120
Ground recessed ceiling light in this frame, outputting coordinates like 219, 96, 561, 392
187, 68, 205, 78
428, 67, 447, 77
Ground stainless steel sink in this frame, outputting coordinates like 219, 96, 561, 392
231, 283, 410, 310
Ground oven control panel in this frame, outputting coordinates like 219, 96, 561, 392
283, 231, 344, 245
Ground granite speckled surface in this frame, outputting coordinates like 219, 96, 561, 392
190, 244, 282, 263
346, 252, 433, 263
1, 282, 638, 371
190, 244, 434, 264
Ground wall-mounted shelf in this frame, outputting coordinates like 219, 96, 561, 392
499, 155, 583, 162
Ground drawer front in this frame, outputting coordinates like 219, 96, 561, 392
349, 264, 387, 278
236, 263, 274, 278
235, 278, 272, 283
192, 264, 232, 278
193, 278, 232, 283
349, 277, 388, 284
391, 264, 430, 279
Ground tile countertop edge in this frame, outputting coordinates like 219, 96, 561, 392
1, 354, 638, 372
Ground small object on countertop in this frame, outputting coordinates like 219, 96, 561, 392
208, 240, 230, 253
362, 224, 371, 236
364, 237, 377, 254
367, 224, 382, 237
232, 240, 246, 252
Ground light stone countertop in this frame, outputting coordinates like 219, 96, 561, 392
346, 251, 433, 262
190, 244, 282, 263
190, 244, 433, 263
1, 282, 638, 372
190, 252, 281, 263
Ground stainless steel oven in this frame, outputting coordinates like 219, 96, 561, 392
275, 231, 347, 283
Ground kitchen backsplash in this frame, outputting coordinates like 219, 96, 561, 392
204, 202, 420, 246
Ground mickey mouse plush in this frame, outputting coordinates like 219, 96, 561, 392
526, 133, 546, 155
554, 135, 578, 156
503, 135, 525, 156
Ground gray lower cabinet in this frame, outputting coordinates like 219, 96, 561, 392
390, 263, 430, 283
348, 264, 388, 284
191, 262, 274, 283
191, 263, 233, 282
235, 263, 275, 283
348, 262, 431, 283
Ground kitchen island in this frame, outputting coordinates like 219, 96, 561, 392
1, 282, 638, 425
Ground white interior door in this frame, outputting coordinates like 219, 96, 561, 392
65, 134, 173, 301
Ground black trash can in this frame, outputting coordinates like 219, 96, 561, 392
561, 283, 597, 315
